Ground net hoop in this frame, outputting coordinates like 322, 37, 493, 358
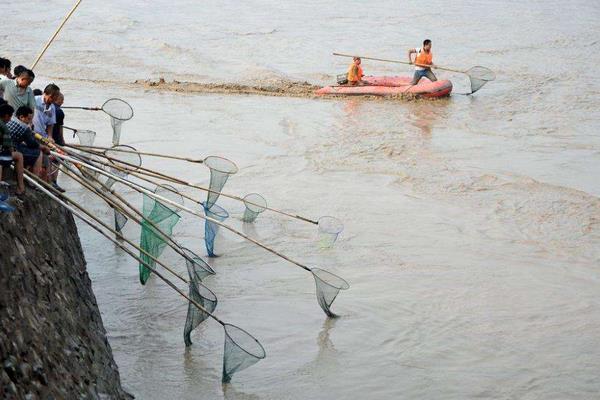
105, 144, 142, 170
74, 129, 97, 146
318, 216, 344, 235
223, 323, 266, 360
467, 66, 496, 82
155, 184, 184, 211
312, 268, 350, 290
204, 156, 239, 175
204, 203, 229, 220
243, 193, 267, 213
102, 98, 134, 121
181, 247, 216, 276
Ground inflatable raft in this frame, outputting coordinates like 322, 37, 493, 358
316, 76, 452, 98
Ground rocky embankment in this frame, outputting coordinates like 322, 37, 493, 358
0, 189, 131, 399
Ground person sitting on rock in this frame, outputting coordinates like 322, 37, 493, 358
0, 103, 25, 195
7, 106, 48, 180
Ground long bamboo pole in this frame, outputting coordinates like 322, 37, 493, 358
22, 170, 226, 325
58, 159, 214, 277
32, 0, 84, 70
66, 144, 320, 225
53, 150, 314, 272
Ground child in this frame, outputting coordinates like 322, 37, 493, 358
0, 103, 25, 195
347, 57, 364, 85
0, 68, 35, 112
7, 106, 47, 180
33, 83, 60, 138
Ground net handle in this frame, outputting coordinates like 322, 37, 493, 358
333, 52, 467, 74
62, 106, 102, 111
21, 161, 226, 328
31, 0, 83, 70
65, 144, 321, 225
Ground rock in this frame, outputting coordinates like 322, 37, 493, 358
0, 190, 131, 398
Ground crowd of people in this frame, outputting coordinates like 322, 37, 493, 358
0, 56, 66, 200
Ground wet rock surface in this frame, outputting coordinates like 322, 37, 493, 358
0, 189, 132, 399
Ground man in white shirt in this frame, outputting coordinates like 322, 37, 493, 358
33, 83, 60, 139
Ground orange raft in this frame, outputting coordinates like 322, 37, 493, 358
315, 76, 452, 98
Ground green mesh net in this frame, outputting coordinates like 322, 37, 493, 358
204, 156, 238, 210
222, 323, 266, 383
311, 268, 350, 317
242, 193, 267, 223
139, 185, 183, 284
184, 279, 217, 347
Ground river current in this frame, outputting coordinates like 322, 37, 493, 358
2, 1, 600, 398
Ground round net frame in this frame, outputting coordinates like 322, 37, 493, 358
242, 193, 267, 223
204, 203, 229, 257
466, 66, 496, 94
74, 129, 96, 146
182, 247, 215, 282
104, 145, 142, 189
311, 268, 349, 317
101, 98, 133, 145
317, 216, 344, 248
184, 280, 218, 347
222, 323, 266, 383
203, 156, 239, 210
101, 98, 134, 121
155, 184, 184, 211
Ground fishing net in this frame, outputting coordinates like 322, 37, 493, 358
104, 145, 142, 190
72, 130, 99, 179
204, 156, 238, 210
204, 204, 229, 257
184, 280, 218, 347
317, 216, 344, 248
311, 268, 349, 317
101, 98, 133, 145
139, 184, 184, 284
222, 323, 266, 383
114, 209, 128, 234
466, 66, 496, 94
103, 145, 142, 234
74, 129, 96, 146
182, 247, 216, 281
242, 193, 267, 223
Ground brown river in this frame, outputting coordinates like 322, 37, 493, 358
3, 0, 600, 398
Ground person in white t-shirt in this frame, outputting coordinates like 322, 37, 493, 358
33, 83, 60, 138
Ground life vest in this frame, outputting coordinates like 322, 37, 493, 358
347, 64, 364, 82
415, 49, 433, 68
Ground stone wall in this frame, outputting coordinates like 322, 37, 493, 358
0, 189, 132, 399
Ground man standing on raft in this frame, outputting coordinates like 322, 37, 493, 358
408, 39, 437, 85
